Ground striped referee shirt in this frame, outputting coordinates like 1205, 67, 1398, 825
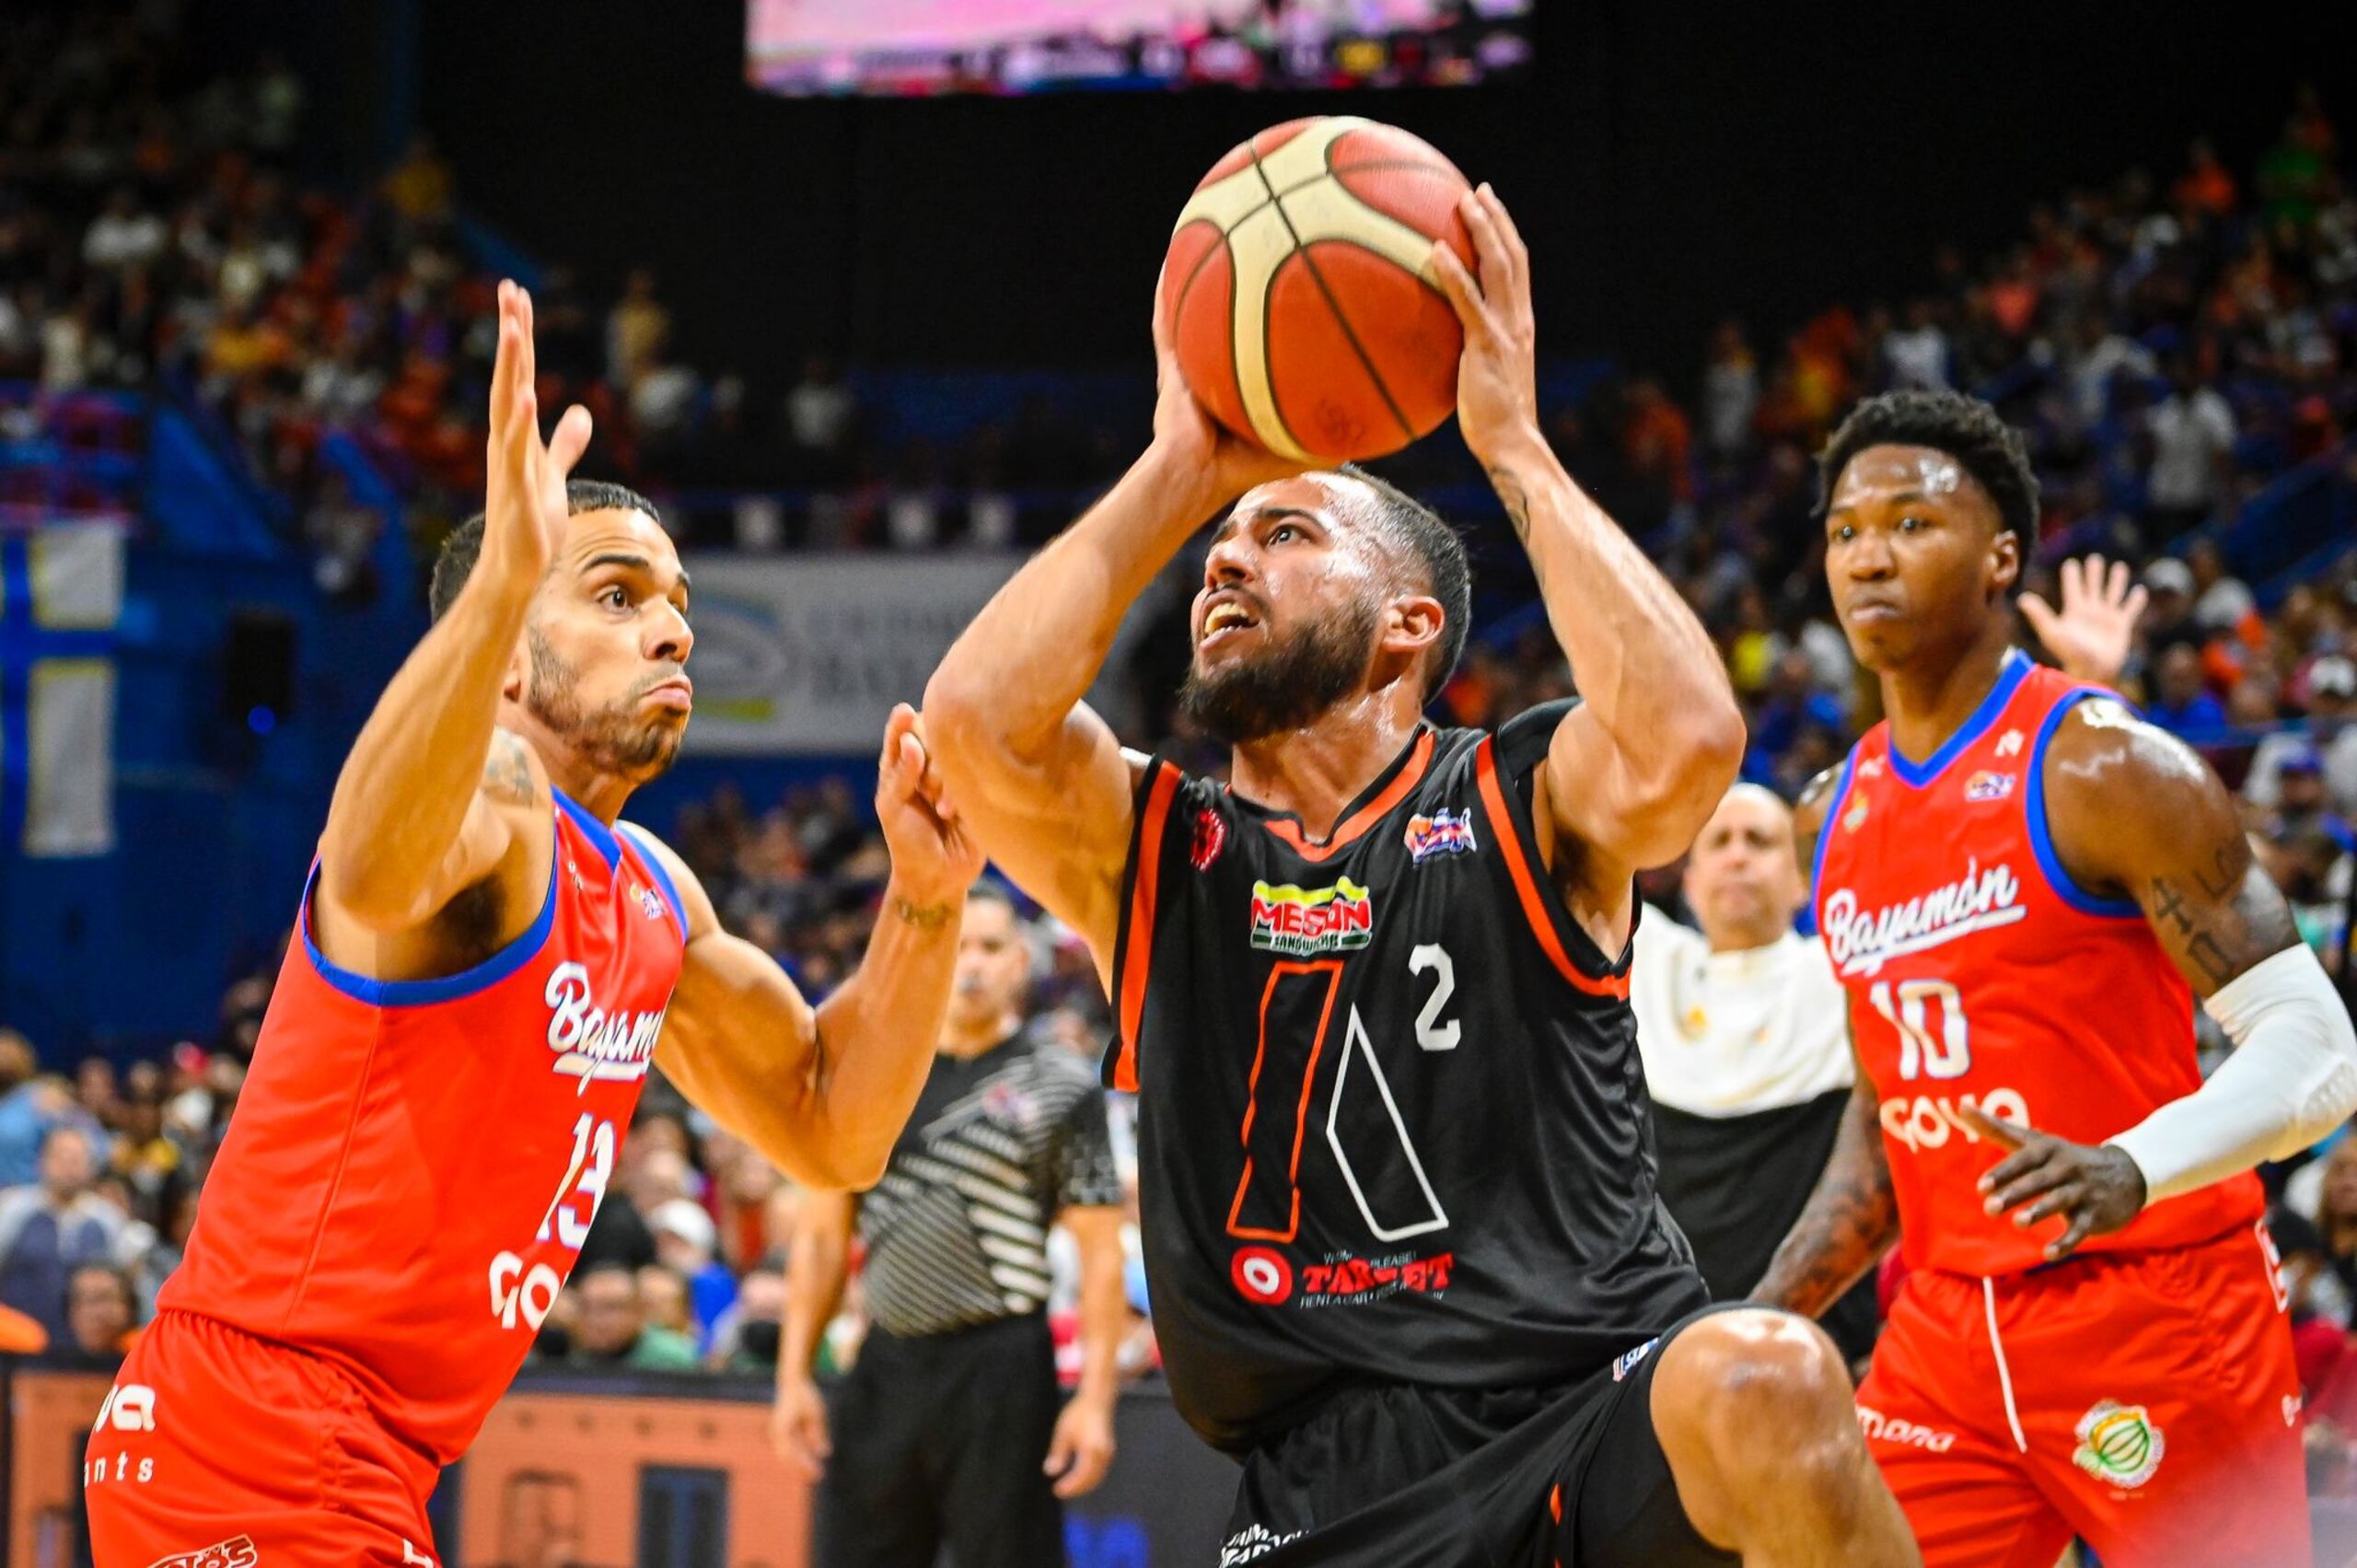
856, 1028, 1121, 1339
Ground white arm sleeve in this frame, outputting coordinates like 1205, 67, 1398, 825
2107, 945, 2357, 1204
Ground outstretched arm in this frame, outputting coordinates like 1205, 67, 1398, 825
1428, 190, 1743, 947
923, 293, 1302, 978
1970, 700, 2357, 1256
647, 706, 981, 1191
1753, 769, 1901, 1317
317, 283, 589, 935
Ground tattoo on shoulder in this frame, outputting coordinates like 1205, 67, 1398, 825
891, 895, 956, 932
1485, 464, 1532, 540
482, 732, 538, 805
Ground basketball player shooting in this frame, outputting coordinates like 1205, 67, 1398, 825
82, 283, 982, 1568
1756, 389, 2357, 1566
924, 188, 1915, 1566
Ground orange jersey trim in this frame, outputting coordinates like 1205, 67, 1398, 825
1114, 764, 1183, 1092
1226, 959, 1343, 1242
1258, 731, 1438, 862
1472, 738, 1630, 1000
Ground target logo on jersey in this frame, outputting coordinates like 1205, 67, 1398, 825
1161, 117, 1475, 463
1231, 1246, 1294, 1306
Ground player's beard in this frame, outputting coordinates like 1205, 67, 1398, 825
525, 629, 684, 779
1178, 595, 1378, 745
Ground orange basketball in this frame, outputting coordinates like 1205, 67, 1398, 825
1160, 117, 1475, 465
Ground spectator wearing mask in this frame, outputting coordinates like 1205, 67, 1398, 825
1631, 785, 1876, 1361
563, 1262, 702, 1372
0, 1125, 124, 1342
712, 1265, 787, 1373
774, 883, 1127, 1568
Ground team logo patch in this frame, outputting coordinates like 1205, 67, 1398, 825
1249, 877, 1375, 957
145, 1538, 260, 1568
631, 882, 667, 921
1612, 1336, 1660, 1382
2073, 1400, 2165, 1489
1964, 770, 2015, 803
1843, 795, 1870, 831
1190, 807, 1228, 871
1231, 1247, 1293, 1306
1402, 808, 1478, 864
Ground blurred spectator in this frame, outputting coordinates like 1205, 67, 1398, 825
2144, 359, 2237, 537
711, 1265, 786, 1372
607, 268, 669, 392
1699, 319, 1759, 458
380, 133, 454, 225
0, 1125, 124, 1342
2248, 656, 2357, 814
563, 1261, 702, 1371
647, 1196, 738, 1341
2146, 643, 2228, 738
639, 1263, 696, 1342
59, 1260, 140, 1367
2189, 537, 2258, 635
1881, 299, 1951, 391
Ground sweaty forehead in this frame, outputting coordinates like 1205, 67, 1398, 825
1223, 472, 1374, 538
1829, 444, 1984, 510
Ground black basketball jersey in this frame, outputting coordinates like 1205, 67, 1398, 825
1109, 703, 1709, 1455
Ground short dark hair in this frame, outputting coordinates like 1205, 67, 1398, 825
1337, 466, 1472, 703
429, 480, 662, 621
1817, 390, 2038, 558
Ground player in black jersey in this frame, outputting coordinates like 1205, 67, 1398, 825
925, 186, 1916, 1566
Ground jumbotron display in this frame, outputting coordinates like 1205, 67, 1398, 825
745, 1, 1534, 97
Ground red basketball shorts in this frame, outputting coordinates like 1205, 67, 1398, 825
83, 1309, 441, 1568
1856, 1221, 2308, 1568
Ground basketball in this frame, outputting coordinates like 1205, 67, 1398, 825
1160, 117, 1475, 464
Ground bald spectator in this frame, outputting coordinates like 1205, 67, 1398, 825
0, 1126, 124, 1342
1632, 786, 1876, 1361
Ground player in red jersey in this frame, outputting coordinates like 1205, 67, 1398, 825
82, 284, 982, 1568
1759, 389, 2357, 1567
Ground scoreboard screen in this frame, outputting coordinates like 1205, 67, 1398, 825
747, 1, 1535, 98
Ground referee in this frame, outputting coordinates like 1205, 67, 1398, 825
772, 882, 1127, 1568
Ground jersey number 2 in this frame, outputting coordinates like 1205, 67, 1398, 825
1228, 950, 1458, 1246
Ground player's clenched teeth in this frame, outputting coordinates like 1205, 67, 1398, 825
1201, 600, 1260, 644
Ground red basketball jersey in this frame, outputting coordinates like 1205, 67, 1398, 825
1811, 649, 2262, 1277
160, 792, 687, 1461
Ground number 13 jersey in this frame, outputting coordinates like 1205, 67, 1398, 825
159, 791, 687, 1463
1109, 704, 1708, 1455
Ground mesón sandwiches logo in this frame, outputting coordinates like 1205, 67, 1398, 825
1249, 877, 1376, 957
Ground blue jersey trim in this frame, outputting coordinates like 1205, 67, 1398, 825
616, 820, 691, 943
553, 788, 621, 872
2025, 688, 2143, 919
1809, 748, 1861, 907
1887, 648, 2032, 789
299, 849, 562, 1007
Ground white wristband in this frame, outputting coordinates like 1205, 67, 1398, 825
2107, 945, 2357, 1205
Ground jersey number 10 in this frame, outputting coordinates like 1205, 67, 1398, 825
1228, 947, 1461, 1248
1868, 978, 1972, 1081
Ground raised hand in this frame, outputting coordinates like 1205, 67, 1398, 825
479, 280, 594, 594
875, 703, 985, 909
1147, 268, 1310, 501
1964, 1106, 2148, 1261
1427, 183, 1539, 469
2020, 553, 2147, 688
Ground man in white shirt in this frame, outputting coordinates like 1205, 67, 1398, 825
2145, 359, 2236, 535
1632, 784, 1875, 1358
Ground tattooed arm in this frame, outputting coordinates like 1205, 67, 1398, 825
1428, 188, 1742, 954
1968, 696, 2357, 1257
1755, 767, 1901, 1317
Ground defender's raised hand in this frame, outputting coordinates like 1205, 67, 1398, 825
875, 703, 985, 912
2020, 553, 2147, 688
479, 280, 594, 593
1428, 183, 1539, 467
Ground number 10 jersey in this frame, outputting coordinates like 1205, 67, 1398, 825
1109, 704, 1708, 1455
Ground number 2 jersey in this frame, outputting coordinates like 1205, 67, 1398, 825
1109, 704, 1708, 1455
1812, 648, 2262, 1279
159, 790, 687, 1463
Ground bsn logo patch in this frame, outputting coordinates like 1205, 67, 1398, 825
1402, 808, 1477, 864
2073, 1400, 2165, 1489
